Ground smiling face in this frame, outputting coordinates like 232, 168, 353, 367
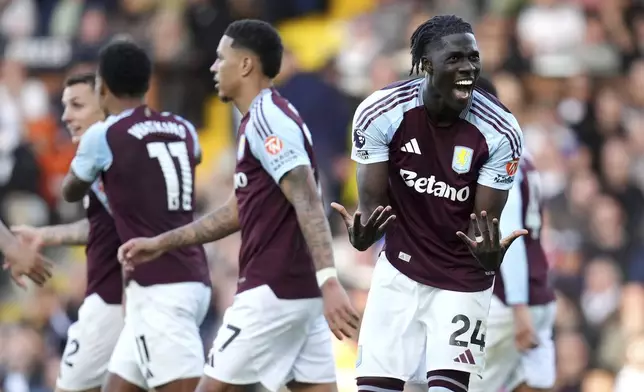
426, 33, 481, 111
61, 82, 104, 143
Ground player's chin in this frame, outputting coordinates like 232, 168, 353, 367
451, 87, 472, 105
218, 90, 233, 103
449, 89, 472, 111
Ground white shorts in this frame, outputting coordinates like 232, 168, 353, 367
204, 284, 336, 392
357, 254, 493, 382
57, 293, 124, 391
469, 296, 557, 392
108, 281, 211, 389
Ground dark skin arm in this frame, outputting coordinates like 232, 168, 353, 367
62, 171, 93, 203
331, 162, 395, 251
473, 185, 508, 224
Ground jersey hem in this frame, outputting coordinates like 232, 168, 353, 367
386, 254, 494, 293
351, 156, 389, 164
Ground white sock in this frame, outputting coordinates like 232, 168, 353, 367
428, 387, 458, 392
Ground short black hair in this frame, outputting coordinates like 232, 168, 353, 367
65, 72, 96, 89
475, 76, 497, 97
225, 19, 283, 79
409, 15, 473, 75
98, 39, 151, 98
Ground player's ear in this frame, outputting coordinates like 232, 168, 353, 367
240, 56, 253, 77
422, 57, 432, 75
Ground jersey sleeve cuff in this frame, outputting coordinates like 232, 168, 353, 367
273, 158, 312, 184
70, 160, 96, 183
477, 178, 514, 191
350, 154, 389, 164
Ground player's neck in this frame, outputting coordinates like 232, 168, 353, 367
423, 80, 460, 126
107, 98, 145, 116
234, 79, 273, 116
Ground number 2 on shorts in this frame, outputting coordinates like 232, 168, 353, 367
219, 324, 241, 352
63, 339, 80, 367
448, 314, 486, 351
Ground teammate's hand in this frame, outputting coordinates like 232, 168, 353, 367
118, 237, 165, 271
2, 242, 53, 289
456, 210, 527, 271
513, 305, 539, 351
330, 202, 395, 251
321, 278, 360, 340
11, 225, 45, 250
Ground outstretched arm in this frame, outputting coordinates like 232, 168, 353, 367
155, 193, 240, 252
14, 219, 91, 247
280, 165, 335, 272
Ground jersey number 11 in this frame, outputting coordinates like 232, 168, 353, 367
147, 141, 193, 211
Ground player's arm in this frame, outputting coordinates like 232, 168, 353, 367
12, 219, 90, 247
458, 122, 526, 270
474, 126, 524, 220
331, 110, 394, 251
498, 170, 529, 305
280, 166, 335, 270
62, 123, 112, 202
155, 194, 240, 250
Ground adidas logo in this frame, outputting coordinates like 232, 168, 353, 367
401, 138, 421, 154
453, 349, 476, 365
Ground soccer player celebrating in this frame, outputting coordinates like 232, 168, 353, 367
469, 78, 556, 392
61, 40, 211, 392
332, 15, 526, 392
13, 72, 124, 392
118, 19, 358, 392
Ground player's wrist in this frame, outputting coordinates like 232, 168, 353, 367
316, 267, 338, 288
37, 228, 57, 246
153, 234, 172, 252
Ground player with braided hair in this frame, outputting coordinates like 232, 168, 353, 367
332, 15, 526, 392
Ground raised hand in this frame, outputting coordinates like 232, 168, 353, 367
455, 210, 527, 271
330, 202, 395, 251
118, 237, 165, 271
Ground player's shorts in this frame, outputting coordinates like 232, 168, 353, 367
57, 293, 124, 391
108, 281, 211, 389
204, 284, 336, 392
356, 253, 494, 382
469, 296, 557, 392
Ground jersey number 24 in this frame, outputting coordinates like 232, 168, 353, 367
147, 141, 193, 211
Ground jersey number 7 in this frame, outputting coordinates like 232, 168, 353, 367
147, 141, 193, 212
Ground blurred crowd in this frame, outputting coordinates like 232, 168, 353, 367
1, 0, 644, 391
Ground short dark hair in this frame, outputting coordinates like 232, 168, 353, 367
65, 72, 96, 89
225, 19, 283, 79
475, 76, 497, 97
98, 39, 151, 98
409, 15, 473, 75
